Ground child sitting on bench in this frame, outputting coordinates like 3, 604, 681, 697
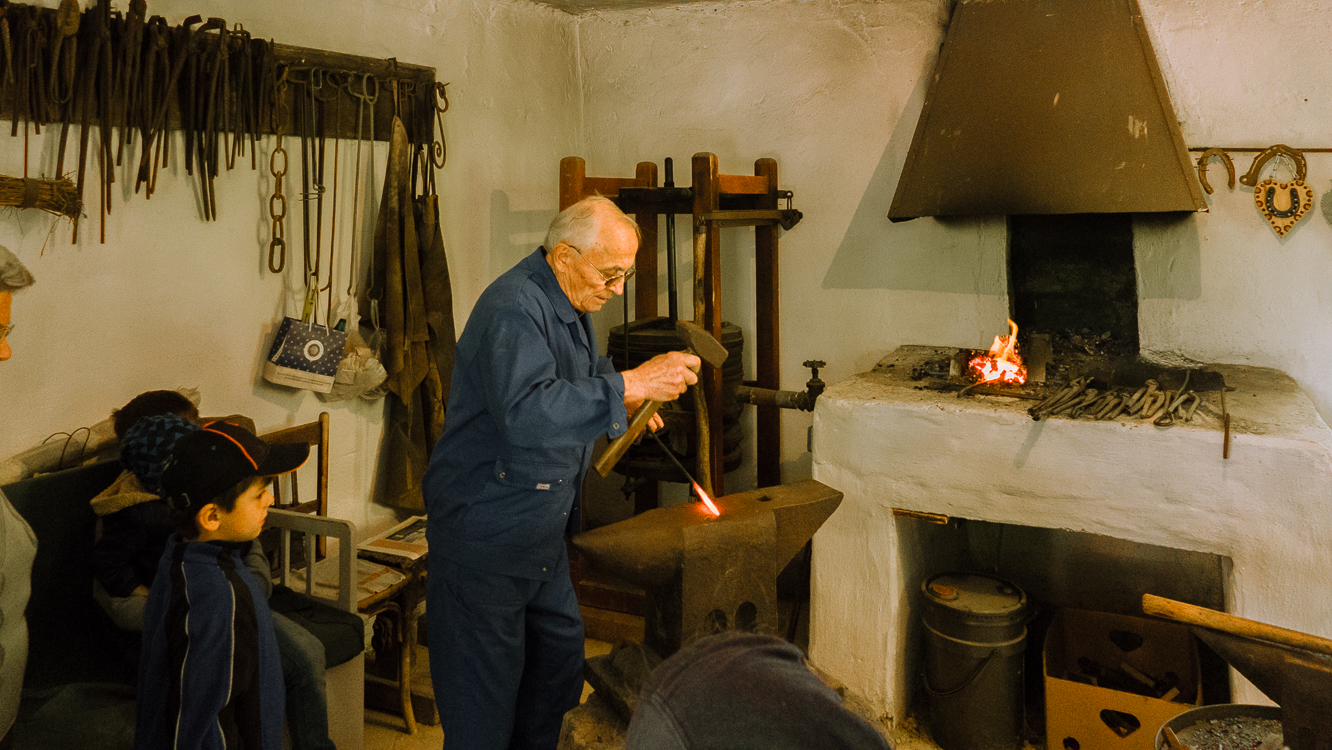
136, 421, 307, 750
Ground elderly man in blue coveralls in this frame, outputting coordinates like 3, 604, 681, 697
424, 195, 701, 749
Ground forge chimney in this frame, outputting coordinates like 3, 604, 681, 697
889, 0, 1205, 220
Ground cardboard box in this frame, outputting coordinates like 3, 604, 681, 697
1045, 609, 1200, 750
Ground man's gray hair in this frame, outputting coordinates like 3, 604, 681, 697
545, 195, 641, 253
0, 244, 34, 293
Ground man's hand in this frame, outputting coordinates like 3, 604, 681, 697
623, 350, 701, 414
646, 412, 665, 433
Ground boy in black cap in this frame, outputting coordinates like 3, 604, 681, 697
135, 421, 309, 750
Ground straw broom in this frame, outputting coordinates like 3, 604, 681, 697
0, 175, 82, 219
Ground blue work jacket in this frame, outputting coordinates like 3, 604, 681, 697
424, 248, 629, 580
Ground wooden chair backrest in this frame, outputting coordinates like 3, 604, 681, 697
262, 412, 330, 556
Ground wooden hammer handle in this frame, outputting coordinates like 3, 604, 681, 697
593, 400, 664, 478
1142, 593, 1332, 656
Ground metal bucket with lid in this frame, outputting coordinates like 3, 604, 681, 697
921, 572, 1029, 750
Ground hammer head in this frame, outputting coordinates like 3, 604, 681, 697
675, 320, 728, 368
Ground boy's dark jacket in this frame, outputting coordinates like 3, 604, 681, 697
136, 536, 284, 750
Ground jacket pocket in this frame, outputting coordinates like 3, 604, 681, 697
492, 456, 577, 492
461, 458, 579, 546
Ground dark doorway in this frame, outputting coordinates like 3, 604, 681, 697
1009, 214, 1138, 356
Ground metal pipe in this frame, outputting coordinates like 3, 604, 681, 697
734, 385, 813, 411
733, 359, 826, 412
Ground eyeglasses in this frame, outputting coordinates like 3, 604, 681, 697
0, 323, 12, 342
566, 243, 635, 286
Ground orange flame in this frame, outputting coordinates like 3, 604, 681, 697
968, 319, 1026, 385
692, 482, 721, 517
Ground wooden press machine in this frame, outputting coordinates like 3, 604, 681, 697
559, 154, 811, 509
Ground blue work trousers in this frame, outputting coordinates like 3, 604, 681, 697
428, 554, 584, 750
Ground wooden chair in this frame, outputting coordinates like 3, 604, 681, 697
262, 413, 421, 735
262, 413, 330, 547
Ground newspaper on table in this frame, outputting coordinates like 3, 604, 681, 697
285, 557, 408, 603
358, 515, 428, 562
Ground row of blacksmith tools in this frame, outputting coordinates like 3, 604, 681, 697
0, 0, 443, 246
0, 0, 277, 240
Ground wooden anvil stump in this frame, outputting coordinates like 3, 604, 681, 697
571, 478, 843, 719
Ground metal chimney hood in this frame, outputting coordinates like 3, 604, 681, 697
888, 0, 1206, 221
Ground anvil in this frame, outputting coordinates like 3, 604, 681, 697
1143, 594, 1332, 748
572, 478, 843, 717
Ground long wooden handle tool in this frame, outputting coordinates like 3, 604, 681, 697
1143, 593, 1332, 657
593, 400, 664, 478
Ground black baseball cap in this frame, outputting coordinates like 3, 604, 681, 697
159, 421, 309, 511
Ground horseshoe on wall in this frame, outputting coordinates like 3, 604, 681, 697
1243, 145, 1315, 238
1264, 184, 1303, 219
1196, 148, 1234, 195
1239, 144, 1306, 186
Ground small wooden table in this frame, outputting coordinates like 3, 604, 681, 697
357, 547, 433, 731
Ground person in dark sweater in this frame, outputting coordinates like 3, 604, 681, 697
91, 411, 200, 630
136, 421, 308, 750
624, 632, 892, 750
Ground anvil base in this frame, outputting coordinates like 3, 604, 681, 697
582, 642, 663, 721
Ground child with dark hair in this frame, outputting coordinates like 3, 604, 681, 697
135, 422, 308, 750
98, 401, 339, 750
110, 389, 200, 440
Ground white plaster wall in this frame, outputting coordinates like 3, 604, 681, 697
574, 0, 1010, 490
1135, 0, 1332, 421
571, 0, 1332, 478
0, 0, 579, 536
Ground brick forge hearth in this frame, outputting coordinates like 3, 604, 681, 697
808, 345, 1332, 722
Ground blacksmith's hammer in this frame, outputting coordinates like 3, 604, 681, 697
594, 320, 727, 477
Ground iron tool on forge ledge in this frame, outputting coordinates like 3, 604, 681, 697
901, 318, 1235, 454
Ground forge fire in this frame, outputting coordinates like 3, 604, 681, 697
969, 319, 1026, 385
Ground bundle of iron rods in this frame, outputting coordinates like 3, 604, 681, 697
1028, 375, 1202, 426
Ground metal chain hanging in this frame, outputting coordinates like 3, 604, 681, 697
268, 143, 288, 273
267, 69, 289, 273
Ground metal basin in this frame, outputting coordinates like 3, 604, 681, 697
1155, 704, 1282, 750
